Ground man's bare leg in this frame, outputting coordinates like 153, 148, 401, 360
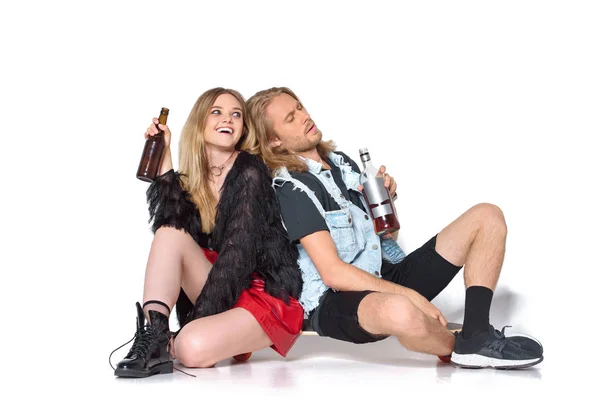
435, 202, 507, 289
432, 203, 542, 368
435, 202, 507, 337
358, 293, 454, 356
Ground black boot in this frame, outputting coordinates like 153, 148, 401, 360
114, 301, 173, 378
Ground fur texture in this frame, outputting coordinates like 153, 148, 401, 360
146, 169, 205, 246
146, 151, 303, 328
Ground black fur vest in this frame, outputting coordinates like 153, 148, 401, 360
146, 150, 303, 328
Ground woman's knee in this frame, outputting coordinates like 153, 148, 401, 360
154, 226, 192, 243
174, 330, 217, 368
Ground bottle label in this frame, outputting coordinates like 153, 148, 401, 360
363, 178, 394, 218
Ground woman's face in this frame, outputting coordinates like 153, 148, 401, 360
203, 93, 244, 149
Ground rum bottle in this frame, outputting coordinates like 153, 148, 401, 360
359, 148, 400, 236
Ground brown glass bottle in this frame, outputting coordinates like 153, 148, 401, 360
136, 108, 169, 182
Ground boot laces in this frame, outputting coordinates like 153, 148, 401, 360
108, 324, 158, 371
109, 325, 196, 378
130, 325, 159, 358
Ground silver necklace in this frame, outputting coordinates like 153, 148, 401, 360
209, 151, 236, 176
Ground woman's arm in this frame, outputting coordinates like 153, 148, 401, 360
146, 170, 204, 245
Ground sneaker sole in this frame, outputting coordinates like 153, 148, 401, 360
450, 353, 543, 370
114, 361, 173, 378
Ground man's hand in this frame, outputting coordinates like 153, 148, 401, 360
378, 165, 397, 200
357, 165, 397, 200
404, 289, 448, 327
357, 165, 399, 240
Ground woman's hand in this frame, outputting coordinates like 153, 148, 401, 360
145, 117, 172, 148
144, 117, 173, 175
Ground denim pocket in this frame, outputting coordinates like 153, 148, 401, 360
325, 208, 360, 263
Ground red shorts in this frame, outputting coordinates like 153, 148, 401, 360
201, 248, 303, 357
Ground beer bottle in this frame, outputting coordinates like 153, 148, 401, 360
136, 108, 169, 182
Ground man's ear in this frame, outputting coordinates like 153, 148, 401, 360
270, 137, 282, 148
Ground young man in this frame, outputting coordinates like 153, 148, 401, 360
246, 87, 543, 369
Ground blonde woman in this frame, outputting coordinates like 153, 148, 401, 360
112, 88, 303, 378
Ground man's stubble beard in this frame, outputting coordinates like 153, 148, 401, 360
293, 130, 322, 153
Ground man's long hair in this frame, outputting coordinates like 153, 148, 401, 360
246, 87, 336, 173
179, 87, 253, 232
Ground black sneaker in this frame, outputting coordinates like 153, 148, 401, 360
111, 302, 173, 378
451, 324, 543, 369
501, 326, 543, 355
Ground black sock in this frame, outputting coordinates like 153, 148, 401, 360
462, 286, 493, 339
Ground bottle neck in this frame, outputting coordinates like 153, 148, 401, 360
361, 157, 372, 168
158, 113, 168, 125
361, 156, 378, 175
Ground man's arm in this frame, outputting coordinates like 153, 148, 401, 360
301, 230, 447, 325
300, 230, 409, 295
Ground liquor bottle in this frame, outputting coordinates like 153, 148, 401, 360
358, 148, 400, 236
136, 107, 169, 182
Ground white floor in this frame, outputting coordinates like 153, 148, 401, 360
5, 316, 588, 400
6, 283, 588, 399
97, 332, 575, 400
6, 284, 583, 399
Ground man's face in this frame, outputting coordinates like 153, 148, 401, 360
265, 93, 322, 153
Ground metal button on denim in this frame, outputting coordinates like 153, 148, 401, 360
372, 244, 378, 250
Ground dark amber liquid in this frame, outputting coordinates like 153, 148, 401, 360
136, 135, 165, 182
362, 191, 400, 236
136, 108, 168, 182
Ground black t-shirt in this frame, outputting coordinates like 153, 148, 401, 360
276, 151, 366, 243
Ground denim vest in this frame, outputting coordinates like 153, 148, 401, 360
273, 153, 407, 313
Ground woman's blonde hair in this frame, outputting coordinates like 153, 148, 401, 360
179, 87, 255, 232
246, 87, 335, 173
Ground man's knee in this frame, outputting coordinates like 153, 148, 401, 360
362, 294, 428, 338
472, 203, 507, 234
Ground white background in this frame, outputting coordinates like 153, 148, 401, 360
1, 0, 598, 398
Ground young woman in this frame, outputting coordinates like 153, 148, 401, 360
112, 88, 303, 378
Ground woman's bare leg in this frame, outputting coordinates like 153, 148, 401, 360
142, 226, 213, 316
115, 226, 214, 377
174, 308, 272, 368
